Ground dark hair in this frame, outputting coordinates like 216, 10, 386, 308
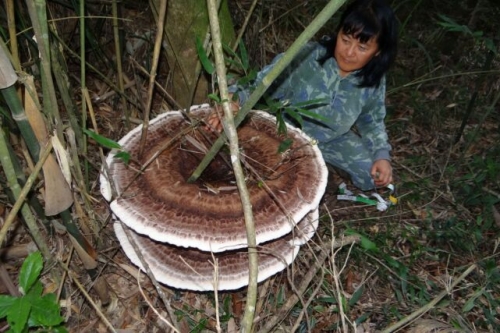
320, 0, 398, 87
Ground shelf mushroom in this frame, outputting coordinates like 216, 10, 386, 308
114, 209, 319, 291
101, 104, 327, 291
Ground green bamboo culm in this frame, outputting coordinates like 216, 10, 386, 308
50, 41, 83, 147
187, 0, 348, 183
25, 0, 65, 143
0, 119, 52, 258
2, 84, 40, 160
0, 39, 40, 161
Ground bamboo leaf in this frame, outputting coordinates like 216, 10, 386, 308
293, 108, 330, 124
208, 93, 221, 103
114, 151, 130, 164
196, 36, 214, 74
349, 285, 364, 306
83, 129, 122, 150
283, 108, 303, 129
239, 40, 249, 71
345, 230, 378, 251
278, 138, 293, 153
222, 42, 238, 58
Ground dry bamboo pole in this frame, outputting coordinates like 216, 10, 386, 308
79, 0, 89, 190
111, 0, 130, 129
206, 0, 257, 331
138, 0, 168, 156
5, 0, 20, 71
188, 0, 348, 183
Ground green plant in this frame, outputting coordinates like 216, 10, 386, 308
83, 129, 130, 164
0, 252, 66, 333
436, 14, 496, 54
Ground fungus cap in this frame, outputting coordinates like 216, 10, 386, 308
101, 105, 327, 253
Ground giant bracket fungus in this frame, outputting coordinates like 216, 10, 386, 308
101, 104, 327, 291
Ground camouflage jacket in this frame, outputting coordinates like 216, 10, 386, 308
231, 42, 391, 161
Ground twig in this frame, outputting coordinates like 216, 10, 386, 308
290, 260, 324, 332
60, 262, 118, 333
210, 255, 222, 333
0, 264, 19, 296
128, 57, 182, 110
136, 269, 180, 333
138, 0, 167, 156
232, 0, 259, 51
381, 264, 477, 333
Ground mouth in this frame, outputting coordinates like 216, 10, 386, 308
340, 56, 354, 64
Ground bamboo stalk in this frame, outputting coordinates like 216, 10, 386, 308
79, 0, 89, 191
185, 0, 221, 112
111, 0, 130, 129
25, 0, 64, 142
138, 0, 168, 156
206, 0, 257, 331
5, 0, 20, 71
0, 133, 53, 258
1, 73, 40, 160
187, 0, 348, 182
50, 41, 83, 147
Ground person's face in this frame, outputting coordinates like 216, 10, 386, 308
334, 30, 380, 77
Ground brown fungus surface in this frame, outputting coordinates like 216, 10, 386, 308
100, 105, 327, 253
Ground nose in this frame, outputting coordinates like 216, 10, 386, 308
346, 45, 355, 57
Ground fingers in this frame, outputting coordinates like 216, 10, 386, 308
371, 160, 393, 187
204, 112, 223, 133
374, 173, 392, 187
203, 100, 241, 133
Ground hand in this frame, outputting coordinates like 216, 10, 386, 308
204, 97, 240, 133
371, 159, 393, 187
205, 110, 224, 133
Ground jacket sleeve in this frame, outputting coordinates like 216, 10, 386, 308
229, 52, 286, 104
230, 43, 322, 105
355, 78, 392, 161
